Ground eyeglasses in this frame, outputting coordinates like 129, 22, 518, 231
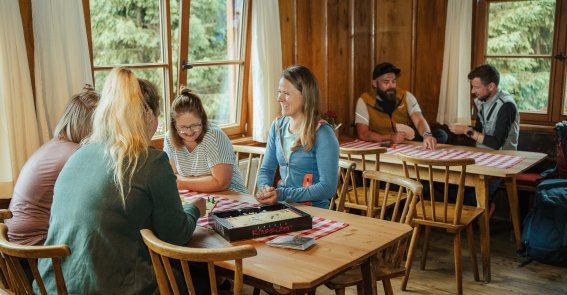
175, 123, 202, 133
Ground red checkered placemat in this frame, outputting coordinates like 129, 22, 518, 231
180, 192, 349, 242
340, 140, 524, 169
340, 140, 384, 150
253, 216, 348, 243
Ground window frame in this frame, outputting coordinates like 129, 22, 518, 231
83, 0, 252, 148
472, 0, 567, 127
83, 0, 175, 148
176, 0, 252, 138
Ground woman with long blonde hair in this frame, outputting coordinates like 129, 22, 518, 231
256, 65, 339, 208
37, 68, 205, 294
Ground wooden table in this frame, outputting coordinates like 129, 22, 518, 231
187, 191, 412, 294
339, 140, 547, 282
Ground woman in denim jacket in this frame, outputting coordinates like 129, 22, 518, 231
256, 65, 339, 209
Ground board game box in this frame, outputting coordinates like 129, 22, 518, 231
208, 202, 312, 242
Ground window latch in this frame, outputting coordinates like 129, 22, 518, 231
554, 52, 566, 61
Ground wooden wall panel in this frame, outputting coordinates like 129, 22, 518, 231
279, 0, 296, 69
325, 0, 351, 118
296, 0, 328, 104
279, 0, 377, 136
278, 0, 447, 136
352, 0, 374, 134
413, 0, 447, 123
375, 0, 414, 90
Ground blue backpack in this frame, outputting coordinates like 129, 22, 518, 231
520, 179, 567, 266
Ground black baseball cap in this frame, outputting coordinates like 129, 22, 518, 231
372, 62, 401, 80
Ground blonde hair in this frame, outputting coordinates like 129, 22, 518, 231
281, 65, 320, 152
87, 68, 155, 204
53, 85, 99, 143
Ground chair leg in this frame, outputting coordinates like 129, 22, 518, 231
466, 225, 480, 281
334, 288, 346, 295
355, 282, 364, 295
454, 232, 463, 295
401, 224, 420, 291
253, 287, 261, 295
420, 226, 432, 270
382, 279, 394, 295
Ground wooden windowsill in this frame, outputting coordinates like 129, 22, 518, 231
230, 136, 265, 147
519, 124, 554, 133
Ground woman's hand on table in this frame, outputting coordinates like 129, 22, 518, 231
187, 198, 206, 217
255, 185, 278, 205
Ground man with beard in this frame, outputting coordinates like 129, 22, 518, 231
449, 64, 519, 150
355, 62, 446, 150
449, 64, 519, 217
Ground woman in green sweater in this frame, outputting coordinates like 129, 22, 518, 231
37, 68, 205, 294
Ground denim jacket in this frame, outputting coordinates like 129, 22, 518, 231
257, 117, 339, 208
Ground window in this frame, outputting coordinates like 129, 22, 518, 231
177, 0, 249, 136
86, 0, 175, 138
84, 0, 250, 140
473, 0, 567, 126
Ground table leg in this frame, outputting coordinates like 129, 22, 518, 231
475, 175, 491, 282
361, 258, 377, 295
505, 177, 522, 250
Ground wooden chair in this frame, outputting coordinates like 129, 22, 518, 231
233, 145, 266, 195
329, 159, 357, 212
397, 154, 483, 295
339, 147, 394, 217
140, 228, 257, 295
325, 170, 421, 295
0, 209, 13, 293
0, 223, 70, 295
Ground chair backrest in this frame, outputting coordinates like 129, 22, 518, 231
363, 170, 422, 270
330, 159, 356, 212
0, 224, 70, 295
339, 147, 387, 210
0, 209, 13, 292
233, 145, 266, 195
362, 170, 421, 224
140, 229, 257, 295
396, 153, 475, 225
0, 210, 12, 221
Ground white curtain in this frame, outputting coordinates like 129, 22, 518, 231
251, 0, 282, 142
32, 0, 93, 141
0, 0, 42, 198
437, 0, 472, 125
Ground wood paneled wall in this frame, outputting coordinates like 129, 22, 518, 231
279, 0, 447, 136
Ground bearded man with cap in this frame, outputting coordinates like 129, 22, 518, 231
355, 62, 447, 150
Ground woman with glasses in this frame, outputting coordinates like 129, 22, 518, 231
256, 65, 339, 209
164, 87, 248, 193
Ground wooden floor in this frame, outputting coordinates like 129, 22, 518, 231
245, 219, 567, 295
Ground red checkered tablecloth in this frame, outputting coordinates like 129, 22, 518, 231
340, 141, 524, 169
180, 191, 349, 242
